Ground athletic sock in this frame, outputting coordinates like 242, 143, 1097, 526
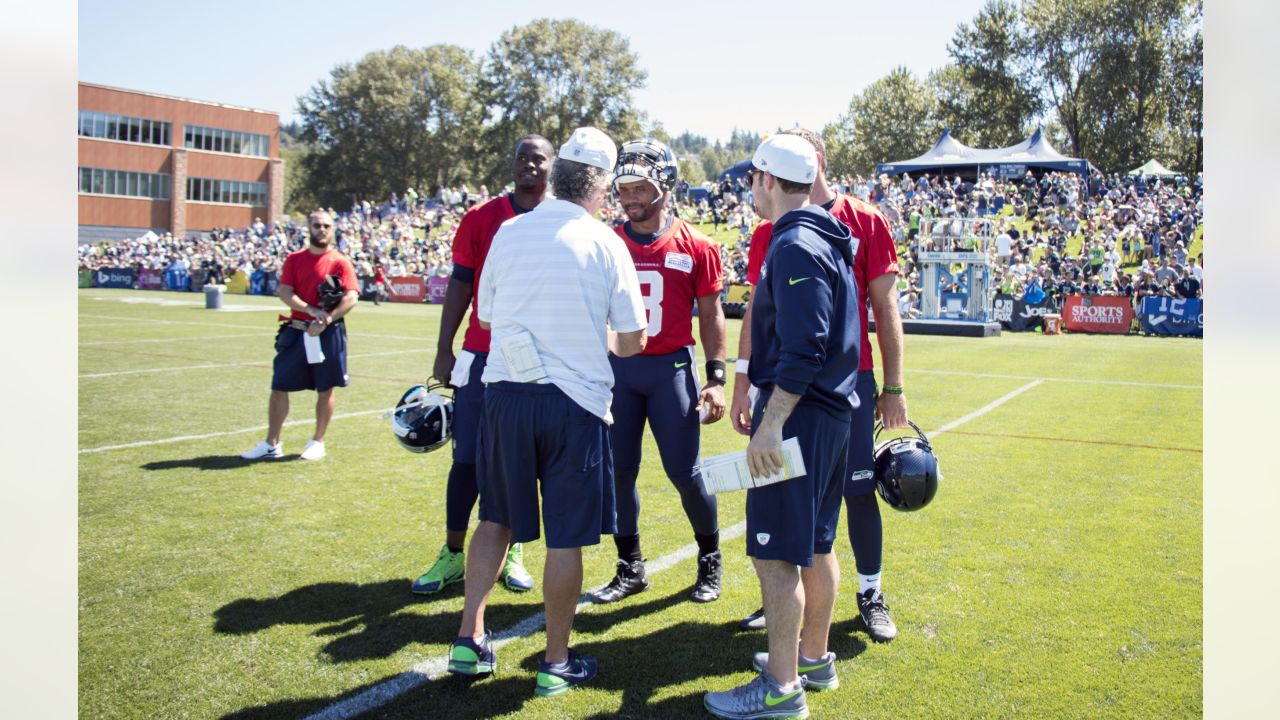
447, 545, 463, 554
694, 530, 720, 556
858, 571, 882, 595
614, 534, 643, 563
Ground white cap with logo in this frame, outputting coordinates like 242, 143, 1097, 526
559, 127, 618, 172
752, 134, 817, 184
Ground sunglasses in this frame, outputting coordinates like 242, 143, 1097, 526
745, 170, 760, 186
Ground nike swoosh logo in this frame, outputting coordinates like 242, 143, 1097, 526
788, 277, 812, 286
765, 690, 802, 707
798, 662, 827, 672
674, 362, 689, 368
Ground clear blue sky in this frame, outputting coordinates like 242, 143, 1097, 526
79, 0, 987, 143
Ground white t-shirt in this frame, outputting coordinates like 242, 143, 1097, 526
995, 233, 1012, 257
478, 199, 647, 422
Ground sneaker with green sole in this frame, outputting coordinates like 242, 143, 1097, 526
751, 650, 839, 690
704, 666, 809, 719
499, 543, 534, 592
447, 632, 496, 677
534, 650, 597, 697
411, 544, 464, 595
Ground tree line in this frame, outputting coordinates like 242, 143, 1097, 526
286, 5, 1202, 213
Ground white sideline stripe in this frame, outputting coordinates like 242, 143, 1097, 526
79, 314, 426, 343
930, 380, 1043, 437
303, 383, 1042, 720
79, 349, 429, 379
909, 368, 1200, 390
81, 330, 271, 345
77, 408, 390, 454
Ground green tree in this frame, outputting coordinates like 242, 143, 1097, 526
677, 155, 706, 186
478, 18, 647, 186
296, 44, 484, 208
938, 0, 1041, 147
828, 67, 939, 177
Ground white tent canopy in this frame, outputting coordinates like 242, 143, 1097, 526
1127, 159, 1178, 178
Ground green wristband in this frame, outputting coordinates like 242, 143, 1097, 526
881, 384, 904, 395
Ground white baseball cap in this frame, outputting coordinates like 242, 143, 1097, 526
751, 134, 817, 184
559, 127, 617, 171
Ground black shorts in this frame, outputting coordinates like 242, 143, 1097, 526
270, 322, 349, 393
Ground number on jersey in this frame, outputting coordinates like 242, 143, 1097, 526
636, 270, 664, 337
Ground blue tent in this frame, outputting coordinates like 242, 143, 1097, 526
876, 126, 1091, 179
718, 158, 754, 182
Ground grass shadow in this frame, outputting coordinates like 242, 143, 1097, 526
141, 454, 302, 471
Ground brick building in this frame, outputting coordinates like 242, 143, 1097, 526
77, 82, 284, 243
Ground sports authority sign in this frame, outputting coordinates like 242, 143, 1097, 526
388, 276, 426, 303
1062, 294, 1134, 334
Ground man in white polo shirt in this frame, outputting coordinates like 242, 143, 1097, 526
445, 127, 649, 699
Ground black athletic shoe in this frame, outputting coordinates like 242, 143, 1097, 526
589, 558, 649, 604
691, 550, 722, 603
857, 588, 898, 643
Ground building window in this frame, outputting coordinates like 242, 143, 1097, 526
78, 166, 170, 200
186, 176, 267, 206
182, 124, 269, 157
78, 110, 172, 147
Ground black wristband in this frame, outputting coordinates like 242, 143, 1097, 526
705, 359, 727, 387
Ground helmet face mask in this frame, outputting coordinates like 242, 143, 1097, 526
873, 421, 941, 511
614, 137, 679, 194
391, 383, 454, 453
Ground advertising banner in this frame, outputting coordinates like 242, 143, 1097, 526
249, 270, 279, 295
1139, 296, 1203, 336
94, 267, 135, 289
164, 268, 191, 291
225, 270, 249, 294
138, 268, 165, 290
390, 276, 427, 303
78, 269, 95, 288
1062, 294, 1134, 334
427, 275, 449, 304
993, 293, 1056, 331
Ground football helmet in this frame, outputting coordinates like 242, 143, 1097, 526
317, 273, 347, 310
873, 421, 940, 511
391, 383, 454, 453
614, 137, 679, 193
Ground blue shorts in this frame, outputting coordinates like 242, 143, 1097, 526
745, 390, 850, 567
608, 348, 700, 477
270, 322, 349, 393
845, 370, 878, 497
476, 382, 616, 549
451, 351, 487, 464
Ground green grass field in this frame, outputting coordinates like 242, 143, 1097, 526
78, 289, 1202, 719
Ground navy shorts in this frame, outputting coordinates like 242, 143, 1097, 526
451, 351, 488, 465
270, 322, 349, 393
608, 348, 700, 477
476, 382, 616, 549
745, 389, 850, 567
845, 370, 878, 497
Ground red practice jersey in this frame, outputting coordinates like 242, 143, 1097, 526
615, 218, 724, 356
745, 195, 899, 371
452, 195, 529, 353
279, 247, 358, 321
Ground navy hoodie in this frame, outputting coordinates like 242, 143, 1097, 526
748, 204, 860, 417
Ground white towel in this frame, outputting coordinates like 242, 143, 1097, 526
304, 333, 325, 364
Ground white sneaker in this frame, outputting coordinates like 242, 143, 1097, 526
241, 440, 283, 460
300, 440, 326, 461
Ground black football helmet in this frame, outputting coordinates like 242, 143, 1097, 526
317, 273, 347, 310
390, 383, 453, 453
873, 421, 941, 511
614, 137, 679, 193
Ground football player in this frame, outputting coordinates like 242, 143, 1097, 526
731, 128, 909, 642
589, 137, 729, 604
410, 135, 554, 595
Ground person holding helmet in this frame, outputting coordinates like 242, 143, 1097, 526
410, 135, 554, 598
705, 134, 860, 720
588, 137, 729, 606
447, 127, 648, 698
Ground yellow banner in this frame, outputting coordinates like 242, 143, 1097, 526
225, 270, 249, 294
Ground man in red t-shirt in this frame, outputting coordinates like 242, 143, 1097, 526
241, 210, 359, 462
585, 137, 729, 606
410, 135, 554, 596
731, 129, 910, 643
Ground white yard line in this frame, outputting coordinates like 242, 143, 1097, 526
80, 332, 271, 347
79, 314, 426, 343
908, 368, 1200, 390
79, 348, 429, 379
77, 408, 390, 454
302, 381, 1045, 720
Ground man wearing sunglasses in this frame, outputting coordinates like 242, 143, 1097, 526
241, 209, 359, 461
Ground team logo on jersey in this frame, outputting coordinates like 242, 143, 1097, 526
756, 533, 771, 546
664, 252, 694, 273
